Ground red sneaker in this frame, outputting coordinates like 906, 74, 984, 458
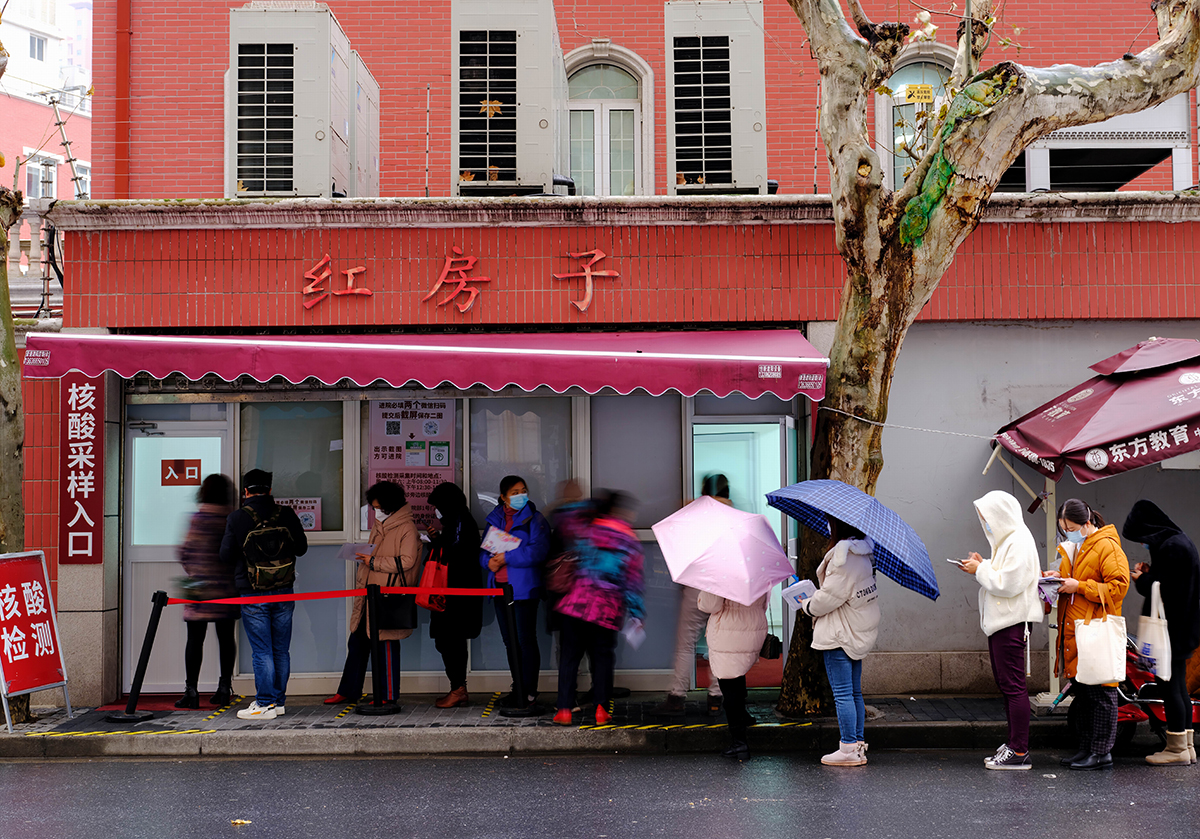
553, 708, 574, 725
323, 693, 351, 705
594, 705, 612, 725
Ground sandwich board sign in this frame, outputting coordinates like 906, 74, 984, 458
0, 551, 72, 732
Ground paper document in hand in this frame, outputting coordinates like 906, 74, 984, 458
781, 578, 817, 609
337, 542, 375, 562
481, 526, 522, 555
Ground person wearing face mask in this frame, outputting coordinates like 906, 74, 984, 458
481, 475, 550, 709
1122, 500, 1200, 765
959, 490, 1043, 770
426, 482, 484, 708
324, 481, 421, 706
1047, 498, 1130, 770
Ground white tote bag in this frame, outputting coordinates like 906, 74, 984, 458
1074, 588, 1126, 685
1136, 581, 1173, 682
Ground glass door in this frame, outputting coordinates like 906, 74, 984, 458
691, 417, 796, 684
123, 421, 231, 692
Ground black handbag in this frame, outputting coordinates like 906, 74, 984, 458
760, 633, 783, 660
376, 563, 417, 631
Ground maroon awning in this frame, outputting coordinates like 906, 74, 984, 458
995, 337, 1200, 483
22, 330, 829, 401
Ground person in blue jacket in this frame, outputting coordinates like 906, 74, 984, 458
481, 474, 550, 709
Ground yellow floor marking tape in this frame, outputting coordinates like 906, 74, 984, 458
27, 728, 217, 738
480, 691, 501, 719
203, 696, 244, 722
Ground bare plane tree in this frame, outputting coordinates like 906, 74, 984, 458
778, 0, 1200, 715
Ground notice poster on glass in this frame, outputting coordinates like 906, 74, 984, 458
276, 497, 322, 531
369, 400, 455, 528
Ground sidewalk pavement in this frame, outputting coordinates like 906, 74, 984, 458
1, 691, 1076, 759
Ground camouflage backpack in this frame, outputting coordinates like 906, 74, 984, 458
241, 504, 297, 591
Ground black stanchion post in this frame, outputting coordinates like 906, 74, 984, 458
499, 583, 540, 717
356, 583, 401, 716
107, 590, 168, 723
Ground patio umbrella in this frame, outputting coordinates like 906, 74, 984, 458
995, 337, 1200, 483
651, 496, 794, 606
766, 480, 939, 601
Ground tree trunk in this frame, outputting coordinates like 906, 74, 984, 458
1, 186, 33, 723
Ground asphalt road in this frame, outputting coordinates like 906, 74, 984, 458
1, 748, 1195, 839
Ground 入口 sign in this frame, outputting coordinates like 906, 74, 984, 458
161, 459, 202, 487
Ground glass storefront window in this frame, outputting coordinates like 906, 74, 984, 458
468, 397, 572, 523
591, 393, 682, 529
240, 401, 344, 531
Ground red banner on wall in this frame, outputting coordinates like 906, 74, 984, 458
0, 551, 68, 699
58, 372, 104, 565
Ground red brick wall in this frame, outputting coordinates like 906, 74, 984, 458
92, 0, 1189, 199
21, 377, 59, 602
61, 216, 1200, 330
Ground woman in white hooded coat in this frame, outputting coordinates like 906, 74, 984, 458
960, 490, 1043, 771
799, 517, 881, 767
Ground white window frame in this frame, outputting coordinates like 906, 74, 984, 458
873, 43, 956, 192
30, 34, 46, 62
569, 101, 643, 197
564, 41, 655, 196
74, 162, 92, 199
22, 150, 63, 200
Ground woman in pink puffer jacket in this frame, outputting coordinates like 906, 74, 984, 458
698, 590, 768, 760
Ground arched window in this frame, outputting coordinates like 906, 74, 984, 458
875, 45, 955, 190
568, 63, 643, 196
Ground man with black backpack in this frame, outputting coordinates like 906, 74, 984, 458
220, 469, 308, 721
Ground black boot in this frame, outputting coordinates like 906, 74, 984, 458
210, 678, 234, 707
1060, 747, 1090, 767
722, 738, 750, 760
1069, 752, 1113, 770
175, 685, 200, 709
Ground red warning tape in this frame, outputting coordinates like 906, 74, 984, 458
166, 586, 505, 606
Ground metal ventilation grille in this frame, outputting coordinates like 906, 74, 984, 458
458, 30, 517, 184
673, 35, 732, 186
237, 43, 295, 193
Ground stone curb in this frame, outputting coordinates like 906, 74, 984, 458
0, 718, 1074, 759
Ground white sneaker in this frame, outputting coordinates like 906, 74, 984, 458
274, 705, 285, 716
237, 701, 278, 721
821, 742, 867, 766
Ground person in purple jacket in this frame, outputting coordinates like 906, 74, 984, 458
481, 475, 549, 710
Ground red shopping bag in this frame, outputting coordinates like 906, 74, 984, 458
416, 551, 449, 612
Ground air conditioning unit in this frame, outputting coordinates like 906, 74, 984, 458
451, 0, 568, 196
665, 1, 768, 196
350, 51, 380, 198
226, 1, 377, 198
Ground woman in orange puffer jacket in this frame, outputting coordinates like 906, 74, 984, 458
1049, 498, 1130, 771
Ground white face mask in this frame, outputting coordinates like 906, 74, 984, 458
374, 508, 390, 523
435, 509, 443, 520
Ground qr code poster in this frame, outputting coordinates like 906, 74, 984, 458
369, 401, 456, 528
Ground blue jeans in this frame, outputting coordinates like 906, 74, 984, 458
241, 589, 294, 706
823, 648, 865, 744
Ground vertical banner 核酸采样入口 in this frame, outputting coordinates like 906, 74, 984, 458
59, 372, 104, 565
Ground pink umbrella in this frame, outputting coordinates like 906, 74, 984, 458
996, 337, 1200, 483
651, 496, 794, 605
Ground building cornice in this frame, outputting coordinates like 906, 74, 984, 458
43, 192, 1200, 231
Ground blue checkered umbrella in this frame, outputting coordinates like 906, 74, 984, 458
766, 480, 939, 601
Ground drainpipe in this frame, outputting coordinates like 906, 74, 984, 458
115, 0, 132, 197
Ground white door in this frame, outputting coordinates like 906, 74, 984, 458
691, 416, 798, 675
123, 421, 231, 692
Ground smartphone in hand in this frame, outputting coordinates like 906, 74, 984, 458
945, 558, 966, 568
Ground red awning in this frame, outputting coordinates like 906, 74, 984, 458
22, 330, 828, 401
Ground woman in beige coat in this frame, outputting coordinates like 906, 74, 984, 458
324, 481, 421, 706
698, 590, 768, 760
